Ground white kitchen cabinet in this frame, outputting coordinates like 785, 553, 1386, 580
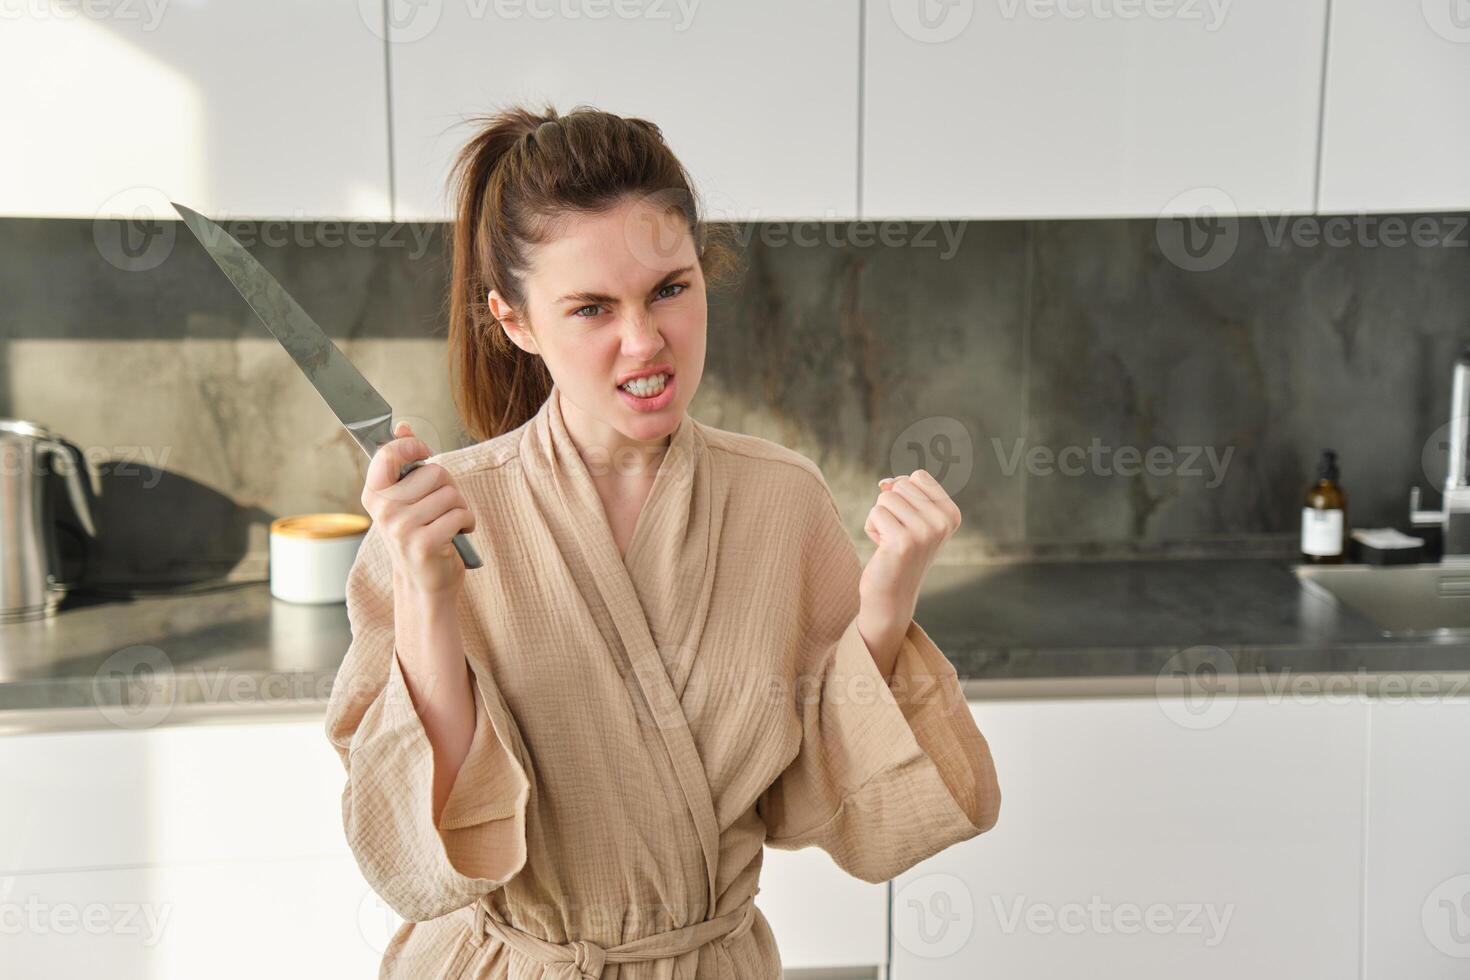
890, 696, 1368, 979
0, 856, 382, 980
386, 0, 859, 222
1363, 696, 1470, 979
2, 712, 884, 976
862, 0, 1328, 219
0, 716, 350, 874
0, 0, 391, 220
759, 845, 887, 972
1317, 0, 1470, 213
0, 716, 380, 979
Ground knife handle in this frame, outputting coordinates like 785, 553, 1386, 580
397, 458, 484, 570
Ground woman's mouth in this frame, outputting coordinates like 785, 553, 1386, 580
616, 371, 675, 412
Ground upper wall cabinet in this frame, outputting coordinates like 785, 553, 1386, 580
0, 0, 391, 220
1317, 1, 1470, 214
862, 0, 1328, 219
386, 1, 860, 222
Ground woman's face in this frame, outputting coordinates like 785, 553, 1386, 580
490, 193, 707, 459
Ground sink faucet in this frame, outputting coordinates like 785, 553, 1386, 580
1410, 346, 1470, 563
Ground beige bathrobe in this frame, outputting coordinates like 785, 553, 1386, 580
324, 383, 1001, 979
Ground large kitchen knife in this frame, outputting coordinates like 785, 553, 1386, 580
170, 201, 482, 570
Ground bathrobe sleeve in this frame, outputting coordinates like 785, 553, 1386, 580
324, 523, 531, 922
756, 473, 1001, 884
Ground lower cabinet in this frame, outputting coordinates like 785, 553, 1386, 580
1362, 696, 1470, 979
2, 856, 383, 978
8, 690, 1464, 979
758, 846, 887, 973
0, 715, 381, 979
891, 695, 1371, 979
0, 713, 884, 978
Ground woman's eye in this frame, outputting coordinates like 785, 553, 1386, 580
572, 304, 602, 318
655, 283, 687, 301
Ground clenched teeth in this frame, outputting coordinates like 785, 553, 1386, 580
620, 373, 668, 397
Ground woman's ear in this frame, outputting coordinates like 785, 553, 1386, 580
488, 289, 538, 355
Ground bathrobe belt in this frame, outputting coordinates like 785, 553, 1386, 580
470, 894, 757, 979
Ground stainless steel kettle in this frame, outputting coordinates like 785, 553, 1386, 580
1, 419, 97, 621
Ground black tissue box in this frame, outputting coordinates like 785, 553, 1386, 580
1348, 528, 1427, 565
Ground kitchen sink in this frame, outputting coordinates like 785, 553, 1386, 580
1295, 562, 1470, 638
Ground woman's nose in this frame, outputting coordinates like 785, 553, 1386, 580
620, 315, 664, 356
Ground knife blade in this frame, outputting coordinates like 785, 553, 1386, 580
170, 201, 482, 570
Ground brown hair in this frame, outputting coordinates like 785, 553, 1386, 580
444, 103, 741, 442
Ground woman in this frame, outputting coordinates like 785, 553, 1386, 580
325, 104, 1001, 980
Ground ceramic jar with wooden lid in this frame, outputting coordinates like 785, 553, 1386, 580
268, 513, 371, 604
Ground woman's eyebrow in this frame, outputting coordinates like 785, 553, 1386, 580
555, 266, 694, 305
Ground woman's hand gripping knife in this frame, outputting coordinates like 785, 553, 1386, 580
856, 468, 963, 680
360, 420, 480, 824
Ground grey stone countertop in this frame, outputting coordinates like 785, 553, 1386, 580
2, 557, 1467, 732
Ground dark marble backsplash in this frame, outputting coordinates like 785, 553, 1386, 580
2, 212, 1468, 587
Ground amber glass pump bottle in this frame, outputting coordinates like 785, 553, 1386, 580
1301, 449, 1348, 564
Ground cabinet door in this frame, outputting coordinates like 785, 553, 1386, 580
1317, 0, 1470, 213
0, 856, 381, 980
387, 0, 859, 222
759, 845, 887, 970
0, 0, 391, 219
1, 717, 350, 874
862, 0, 1328, 218
890, 697, 1367, 979
1363, 696, 1470, 979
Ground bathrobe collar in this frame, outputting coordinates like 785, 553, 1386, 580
520, 382, 726, 918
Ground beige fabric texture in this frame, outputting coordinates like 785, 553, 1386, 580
324, 383, 1001, 979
